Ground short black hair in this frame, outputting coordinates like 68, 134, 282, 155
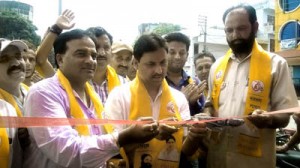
86, 26, 113, 45
133, 33, 167, 62
164, 32, 190, 51
53, 29, 97, 67
194, 51, 216, 65
222, 3, 257, 25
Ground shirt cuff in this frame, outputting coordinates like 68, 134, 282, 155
111, 132, 120, 148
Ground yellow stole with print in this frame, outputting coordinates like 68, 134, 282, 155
126, 75, 183, 168
211, 40, 271, 157
57, 70, 104, 136
106, 65, 121, 93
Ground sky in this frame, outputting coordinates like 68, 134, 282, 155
21, 0, 264, 44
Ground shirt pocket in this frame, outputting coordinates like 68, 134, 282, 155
219, 81, 228, 106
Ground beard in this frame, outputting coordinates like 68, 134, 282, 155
168, 63, 182, 74
227, 31, 256, 56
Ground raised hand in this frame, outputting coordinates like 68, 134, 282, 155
55, 9, 76, 30
181, 81, 207, 104
197, 80, 207, 94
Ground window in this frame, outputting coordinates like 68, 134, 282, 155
267, 15, 275, 29
279, 21, 300, 49
280, 21, 300, 41
279, 0, 300, 12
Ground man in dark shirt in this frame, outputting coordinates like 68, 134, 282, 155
164, 32, 206, 116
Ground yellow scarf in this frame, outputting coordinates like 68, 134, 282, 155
212, 40, 271, 115
129, 76, 182, 119
211, 40, 271, 157
35, 65, 45, 78
57, 70, 104, 136
0, 83, 29, 117
0, 84, 28, 167
127, 75, 183, 167
0, 125, 9, 168
107, 65, 121, 93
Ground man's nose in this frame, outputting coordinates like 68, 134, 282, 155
155, 65, 163, 74
232, 29, 241, 39
120, 59, 128, 66
10, 57, 22, 66
98, 48, 105, 56
202, 67, 209, 73
174, 52, 181, 59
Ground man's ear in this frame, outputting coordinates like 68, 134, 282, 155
253, 21, 259, 36
56, 54, 64, 68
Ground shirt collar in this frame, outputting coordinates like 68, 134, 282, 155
230, 52, 252, 63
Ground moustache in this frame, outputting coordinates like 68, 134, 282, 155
118, 65, 128, 69
232, 39, 246, 44
152, 74, 164, 78
7, 65, 25, 74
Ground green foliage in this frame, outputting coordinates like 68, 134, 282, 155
152, 23, 182, 36
0, 10, 40, 46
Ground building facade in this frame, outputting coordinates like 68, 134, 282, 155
275, 0, 300, 97
0, 0, 33, 21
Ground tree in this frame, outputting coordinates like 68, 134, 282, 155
0, 10, 40, 46
152, 23, 182, 36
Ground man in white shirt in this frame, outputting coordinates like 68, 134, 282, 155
105, 33, 207, 167
204, 4, 298, 168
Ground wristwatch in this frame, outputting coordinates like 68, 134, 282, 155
49, 24, 62, 35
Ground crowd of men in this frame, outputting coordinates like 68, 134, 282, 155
0, 3, 299, 168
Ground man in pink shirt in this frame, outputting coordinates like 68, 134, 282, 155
23, 29, 159, 168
